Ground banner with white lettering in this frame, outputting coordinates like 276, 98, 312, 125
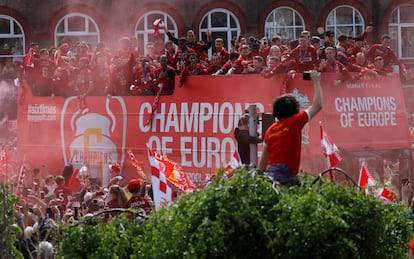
16, 74, 410, 185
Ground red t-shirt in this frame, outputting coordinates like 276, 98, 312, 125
290, 46, 317, 72
125, 196, 152, 213
54, 185, 73, 204
106, 198, 123, 209
264, 111, 309, 174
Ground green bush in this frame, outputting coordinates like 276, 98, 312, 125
56, 170, 414, 258
0, 183, 23, 259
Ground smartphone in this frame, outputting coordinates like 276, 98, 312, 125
73, 206, 79, 220
82, 202, 87, 210
303, 72, 311, 80
402, 177, 409, 184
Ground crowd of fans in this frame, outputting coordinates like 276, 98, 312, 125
1, 23, 413, 257
0, 23, 409, 102
11, 162, 154, 258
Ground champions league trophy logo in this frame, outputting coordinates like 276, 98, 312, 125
292, 88, 311, 144
60, 96, 127, 186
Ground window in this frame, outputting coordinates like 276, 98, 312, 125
264, 7, 305, 44
389, 4, 414, 59
199, 8, 240, 56
54, 13, 100, 50
0, 15, 25, 60
326, 5, 364, 40
135, 11, 178, 56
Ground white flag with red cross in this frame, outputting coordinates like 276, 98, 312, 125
320, 124, 342, 168
147, 146, 175, 210
358, 163, 397, 203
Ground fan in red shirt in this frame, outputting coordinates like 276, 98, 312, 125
369, 56, 394, 77
106, 184, 128, 210
258, 71, 323, 186
213, 38, 230, 66
28, 48, 56, 96
366, 34, 408, 78
226, 44, 253, 75
179, 53, 208, 86
290, 34, 317, 72
90, 42, 113, 96
318, 47, 351, 85
154, 54, 176, 95
172, 38, 196, 75
164, 25, 213, 63
125, 179, 153, 215
131, 58, 157, 96
54, 175, 72, 205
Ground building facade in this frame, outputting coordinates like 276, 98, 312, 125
1, 0, 414, 62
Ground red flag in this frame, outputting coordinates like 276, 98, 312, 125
127, 149, 147, 180
358, 164, 377, 195
147, 145, 195, 194
358, 163, 397, 203
153, 18, 164, 39
23, 48, 34, 67
320, 124, 342, 167
17, 164, 27, 199
379, 188, 397, 203
145, 84, 163, 126
68, 168, 81, 193
224, 150, 242, 179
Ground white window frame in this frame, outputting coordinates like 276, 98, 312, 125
325, 5, 364, 41
388, 4, 414, 60
135, 11, 178, 56
264, 7, 305, 43
199, 8, 240, 57
0, 15, 25, 58
54, 13, 100, 49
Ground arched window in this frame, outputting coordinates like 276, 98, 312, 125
264, 7, 305, 44
199, 8, 240, 56
135, 11, 178, 56
325, 5, 364, 40
54, 13, 100, 51
0, 15, 25, 61
389, 4, 414, 59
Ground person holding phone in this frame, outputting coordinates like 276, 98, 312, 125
257, 71, 323, 186
318, 47, 351, 85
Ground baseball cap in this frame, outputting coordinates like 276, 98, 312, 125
325, 31, 334, 37
127, 179, 142, 193
311, 36, 321, 45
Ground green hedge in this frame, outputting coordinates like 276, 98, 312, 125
0, 184, 23, 259
57, 170, 414, 258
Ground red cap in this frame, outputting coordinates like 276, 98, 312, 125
127, 179, 141, 193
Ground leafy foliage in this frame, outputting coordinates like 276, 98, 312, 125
56, 169, 414, 258
57, 216, 144, 259
0, 183, 23, 259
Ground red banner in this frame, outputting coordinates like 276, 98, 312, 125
16, 73, 410, 185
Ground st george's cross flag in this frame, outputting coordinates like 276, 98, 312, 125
320, 124, 342, 167
358, 163, 397, 203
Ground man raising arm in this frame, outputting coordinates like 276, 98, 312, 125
257, 71, 322, 186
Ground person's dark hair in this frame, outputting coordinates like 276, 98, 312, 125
61, 164, 74, 186
272, 94, 300, 120
229, 52, 240, 61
